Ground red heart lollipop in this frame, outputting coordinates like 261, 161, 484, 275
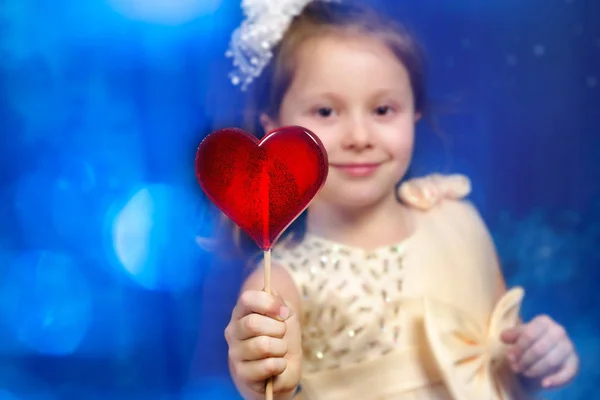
195, 126, 328, 251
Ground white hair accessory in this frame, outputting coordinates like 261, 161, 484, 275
226, 0, 338, 91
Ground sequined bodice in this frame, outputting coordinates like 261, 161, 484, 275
273, 234, 409, 373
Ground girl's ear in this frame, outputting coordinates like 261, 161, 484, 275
260, 113, 279, 134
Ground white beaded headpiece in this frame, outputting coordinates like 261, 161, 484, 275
226, 0, 339, 91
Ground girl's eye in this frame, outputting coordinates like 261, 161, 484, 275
315, 107, 334, 118
375, 105, 393, 116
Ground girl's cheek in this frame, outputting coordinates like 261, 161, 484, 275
317, 135, 337, 154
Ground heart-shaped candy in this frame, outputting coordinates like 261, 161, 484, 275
195, 126, 328, 250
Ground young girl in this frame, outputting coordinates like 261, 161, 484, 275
219, 1, 579, 399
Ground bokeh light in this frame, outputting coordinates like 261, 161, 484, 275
108, 0, 224, 25
0, 251, 92, 356
0, 390, 18, 400
14, 171, 59, 248
110, 184, 206, 291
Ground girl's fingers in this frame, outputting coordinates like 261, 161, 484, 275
521, 339, 571, 379
541, 354, 579, 389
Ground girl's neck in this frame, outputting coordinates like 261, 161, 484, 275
306, 193, 414, 251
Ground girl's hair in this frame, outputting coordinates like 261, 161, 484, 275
211, 1, 429, 263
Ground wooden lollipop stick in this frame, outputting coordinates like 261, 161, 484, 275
264, 249, 274, 400
264, 249, 272, 294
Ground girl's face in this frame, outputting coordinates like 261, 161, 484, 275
262, 32, 419, 211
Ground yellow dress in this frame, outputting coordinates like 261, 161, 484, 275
271, 175, 533, 400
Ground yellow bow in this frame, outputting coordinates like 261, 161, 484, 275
423, 288, 531, 400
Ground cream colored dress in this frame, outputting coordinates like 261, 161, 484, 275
271, 174, 533, 400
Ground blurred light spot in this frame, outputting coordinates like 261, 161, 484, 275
51, 160, 98, 248
587, 76, 598, 88
111, 184, 206, 291
533, 44, 545, 56
16, 160, 108, 252
109, 0, 223, 25
506, 54, 517, 66
0, 390, 18, 400
0, 251, 92, 356
0, 245, 22, 356
14, 171, 57, 246
461, 38, 471, 48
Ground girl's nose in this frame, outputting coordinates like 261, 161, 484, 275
341, 118, 372, 150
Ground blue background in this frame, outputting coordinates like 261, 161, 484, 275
0, 0, 598, 399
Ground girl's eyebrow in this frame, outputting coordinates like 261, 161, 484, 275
370, 87, 409, 99
296, 91, 343, 104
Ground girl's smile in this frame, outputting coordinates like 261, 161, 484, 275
329, 162, 383, 178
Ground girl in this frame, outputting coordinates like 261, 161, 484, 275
219, 1, 579, 399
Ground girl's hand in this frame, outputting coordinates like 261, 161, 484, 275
225, 289, 302, 400
500, 315, 579, 390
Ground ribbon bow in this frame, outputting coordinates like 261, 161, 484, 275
398, 173, 472, 211
424, 288, 531, 400
226, 0, 338, 90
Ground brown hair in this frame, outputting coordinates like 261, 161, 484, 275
211, 1, 429, 263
